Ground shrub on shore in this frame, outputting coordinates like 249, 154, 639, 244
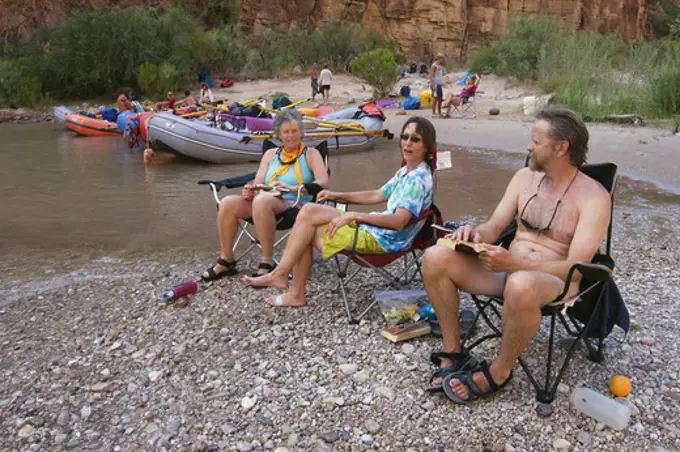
349, 48, 400, 98
469, 13, 680, 121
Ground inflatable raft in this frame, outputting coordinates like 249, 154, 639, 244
64, 113, 121, 137
147, 104, 388, 164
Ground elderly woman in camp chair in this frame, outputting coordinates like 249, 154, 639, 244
201, 110, 329, 280
243, 116, 435, 307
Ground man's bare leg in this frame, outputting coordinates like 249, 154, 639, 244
422, 246, 505, 385
265, 228, 324, 307
448, 270, 564, 399
243, 204, 339, 288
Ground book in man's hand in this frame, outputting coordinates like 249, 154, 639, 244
436, 237, 487, 255
380, 321, 432, 343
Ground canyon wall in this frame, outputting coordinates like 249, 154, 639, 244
2, 0, 650, 61
239, 0, 650, 61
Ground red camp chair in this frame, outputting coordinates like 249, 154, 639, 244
332, 201, 443, 324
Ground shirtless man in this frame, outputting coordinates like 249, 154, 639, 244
116, 89, 134, 113
422, 105, 611, 403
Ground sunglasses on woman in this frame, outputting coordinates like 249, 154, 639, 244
400, 133, 422, 143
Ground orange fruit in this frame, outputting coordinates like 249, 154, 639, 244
609, 375, 632, 397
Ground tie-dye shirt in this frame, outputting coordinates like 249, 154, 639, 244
360, 162, 434, 252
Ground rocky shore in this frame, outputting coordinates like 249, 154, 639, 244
0, 108, 53, 124
1, 200, 679, 451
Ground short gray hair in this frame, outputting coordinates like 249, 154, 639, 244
273, 110, 304, 139
536, 105, 589, 167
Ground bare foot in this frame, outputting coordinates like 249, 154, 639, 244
266, 293, 306, 308
448, 363, 510, 400
242, 271, 287, 290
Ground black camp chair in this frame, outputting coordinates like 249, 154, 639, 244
197, 139, 329, 265
460, 162, 628, 416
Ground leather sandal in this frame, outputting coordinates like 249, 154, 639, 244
201, 258, 237, 281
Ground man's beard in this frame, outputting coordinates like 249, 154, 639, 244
529, 155, 544, 171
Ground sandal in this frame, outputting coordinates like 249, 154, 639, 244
251, 262, 276, 277
201, 258, 237, 281
427, 351, 479, 394
442, 360, 513, 404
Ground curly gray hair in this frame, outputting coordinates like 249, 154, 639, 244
272, 110, 304, 139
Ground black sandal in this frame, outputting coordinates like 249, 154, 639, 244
201, 258, 237, 281
442, 360, 513, 404
251, 262, 276, 277
427, 351, 478, 393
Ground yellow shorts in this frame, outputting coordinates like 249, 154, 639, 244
321, 221, 384, 261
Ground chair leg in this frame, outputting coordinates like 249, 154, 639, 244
333, 255, 356, 324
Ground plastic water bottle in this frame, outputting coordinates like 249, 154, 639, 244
161, 281, 198, 301
571, 387, 631, 431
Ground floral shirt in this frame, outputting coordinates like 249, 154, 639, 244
360, 162, 434, 252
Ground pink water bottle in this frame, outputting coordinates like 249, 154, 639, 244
161, 281, 198, 301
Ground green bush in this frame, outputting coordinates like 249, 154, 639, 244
136, 62, 177, 97
652, 69, 680, 116
349, 48, 399, 98
468, 14, 561, 80
0, 60, 42, 108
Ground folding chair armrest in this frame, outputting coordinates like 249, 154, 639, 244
197, 171, 257, 190
554, 262, 613, 302
305, 182, 324, 200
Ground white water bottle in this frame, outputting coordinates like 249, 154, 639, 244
571, 387, 631, 431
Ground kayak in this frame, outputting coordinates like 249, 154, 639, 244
65, 113, 120, 137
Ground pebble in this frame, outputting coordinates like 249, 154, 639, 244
320, 430, 340, 443
361, 434, 374, 444
553, 438, 570, 449
577, 431, 592, 445
17, 424, 35, 438
56, 409, 69, 426
54, 433, 68, 445
641, 337, 657, 346
80, 405, 92, 421
374, 386, 395, 400
26, 416, 44, 427
241, 396, 256, 411
353, 369, 370, 383
287, 433, 299, 447
339, 363, 358, 376
88, 382, 112, 392
273, 448, 290, 452
400, 343, 415, 355
557, 383, 570, 393
148, 370, 163, 382
364, 419, 381, 434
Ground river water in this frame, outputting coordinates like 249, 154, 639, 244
1, 122, 679, 271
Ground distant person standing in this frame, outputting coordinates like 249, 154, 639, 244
428, 53, 445, 117
310, 67, 319, 102
319, 64, 332, 105
199, 83, 214, 104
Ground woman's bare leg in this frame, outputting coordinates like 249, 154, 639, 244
243, 203, 339, 288
251, 193, 289, 262
266, 227, 325, 307
217, 195, 253, 262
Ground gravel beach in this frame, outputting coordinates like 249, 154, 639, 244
1, 194, 679, 451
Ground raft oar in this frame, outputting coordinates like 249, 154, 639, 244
179, 111, 208, 119
240, 129, 394, 144
307, 118, 364, 132
262, 97, 312, 113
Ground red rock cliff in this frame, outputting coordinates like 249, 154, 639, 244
2, 0, 649, 61
239, 0, 650, 61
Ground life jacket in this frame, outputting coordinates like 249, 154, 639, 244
358, 102, 386, 121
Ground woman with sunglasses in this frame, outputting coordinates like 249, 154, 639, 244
201, 110, 329, 280
243, 116, 435, 307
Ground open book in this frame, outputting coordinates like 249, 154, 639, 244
436, 237, 486, 255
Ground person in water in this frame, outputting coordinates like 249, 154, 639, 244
242, 116, 436, 308
422, 105, 611, 403
116, 89, 134, 113
201, 110, 329, 280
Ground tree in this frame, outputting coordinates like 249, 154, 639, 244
349, 48, 399, 98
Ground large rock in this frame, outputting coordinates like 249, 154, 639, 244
522, 94, 555, 116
